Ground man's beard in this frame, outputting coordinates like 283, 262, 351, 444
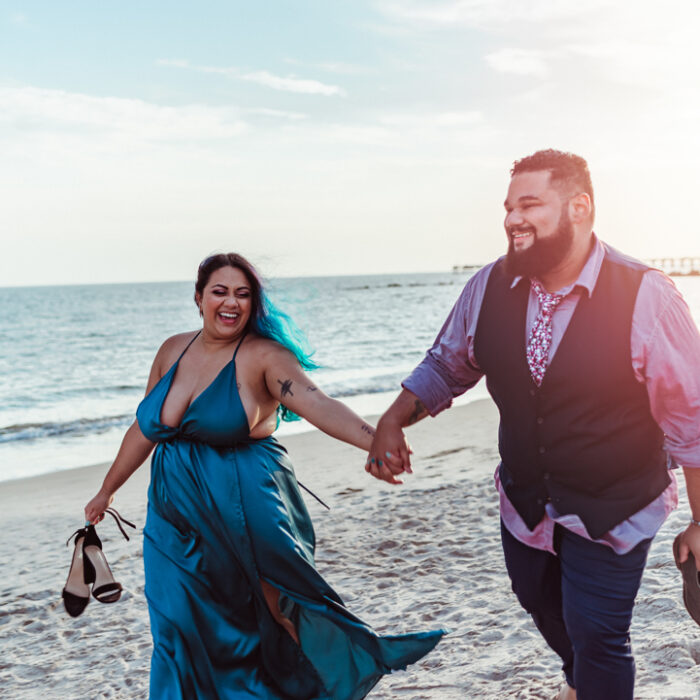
505, 206, 574, 279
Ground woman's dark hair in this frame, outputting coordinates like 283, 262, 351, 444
195, 253, 318, 422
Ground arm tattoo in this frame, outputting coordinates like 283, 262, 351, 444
407, 399, 427, 426
277, 379, 294, 398
306, 386, 318, 392
361, 423, 375, 437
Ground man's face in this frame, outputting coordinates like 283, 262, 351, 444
503, 170, 574, 279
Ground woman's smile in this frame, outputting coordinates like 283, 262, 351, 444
218, 311, 240, 324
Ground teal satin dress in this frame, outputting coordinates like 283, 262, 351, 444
137, 333, 444, 699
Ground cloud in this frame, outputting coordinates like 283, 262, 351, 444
0, 86, 248, 142
240, 70, 346, 96
484, 48, 552, 78
564, 39, 694, 92
246, 107, 307, 121
284, 58, 370, 75
157, 58, 346, 96
377, 0, 607, 29
379, 110, 483, 129
379, 1, 700, 104
280, 109, 490, 149
0, 84, 487, 156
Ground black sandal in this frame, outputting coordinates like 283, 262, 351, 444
83, 508, 136, 604
62, 508, 136, 613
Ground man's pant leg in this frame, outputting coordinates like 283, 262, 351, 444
501, 519, 651, 700
558, 528, 651, 700
500, 521, 575, 687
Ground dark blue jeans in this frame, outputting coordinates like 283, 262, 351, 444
500, 521, 651, 700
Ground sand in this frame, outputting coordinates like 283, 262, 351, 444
1, 398, 699, 699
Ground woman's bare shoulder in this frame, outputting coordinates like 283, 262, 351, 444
244, 334, 294, 360
154, 331, 200, 368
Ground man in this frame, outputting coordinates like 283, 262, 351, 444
366, 150, 700, 700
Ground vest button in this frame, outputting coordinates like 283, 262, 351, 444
536, 498, 544, 505
529, 389, 536, 396
543, 472, 550, 480
539, 446, 546, 454
536, 417, 544, 425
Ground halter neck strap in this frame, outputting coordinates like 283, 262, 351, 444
177, 331, 202, 361
232, 332, 247, 362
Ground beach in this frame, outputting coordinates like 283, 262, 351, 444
1, 398, 698, 699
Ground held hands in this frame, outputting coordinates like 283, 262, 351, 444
365, 417, 413, 485
84, 490, 114, 525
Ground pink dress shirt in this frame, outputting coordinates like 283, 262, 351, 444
403, 236, 700, 554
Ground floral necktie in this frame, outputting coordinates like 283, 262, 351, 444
526, 280, 564, 386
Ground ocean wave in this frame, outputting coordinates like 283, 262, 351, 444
0, 380, 403, 444
49, 384, 144, 399
2, 384, 144, 408
0, 415, 133, 443
327, 375, 406, 398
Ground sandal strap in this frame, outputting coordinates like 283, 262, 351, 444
66, 528, 86, 547
92, 582, 123, 599
66, 508, 136, 546
103, 507, 137, 540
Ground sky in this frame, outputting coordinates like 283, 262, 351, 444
2, 0, 700, 286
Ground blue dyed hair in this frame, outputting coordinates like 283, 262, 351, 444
195, 253, 318, 422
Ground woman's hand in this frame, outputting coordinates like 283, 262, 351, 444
84, 490, 114, 525
365, 416, 412, 484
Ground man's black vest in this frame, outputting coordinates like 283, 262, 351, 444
473, 247, 669, 539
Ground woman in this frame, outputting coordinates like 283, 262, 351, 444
84, 253, 444, 700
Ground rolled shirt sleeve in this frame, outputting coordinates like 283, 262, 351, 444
402, 263, 495, 415
632, 271, 700, 469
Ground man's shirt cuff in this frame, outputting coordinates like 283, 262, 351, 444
402, 362, 455, 416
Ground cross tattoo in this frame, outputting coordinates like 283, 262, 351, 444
277, 379, 294, 397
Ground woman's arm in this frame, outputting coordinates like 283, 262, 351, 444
264, 349, 373, 450
262, 346, 386, 453
83, 339, 170, 522
84, 420, 155, 522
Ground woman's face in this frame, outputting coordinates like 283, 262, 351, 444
197, 266, 253, 338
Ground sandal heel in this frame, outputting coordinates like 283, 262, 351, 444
83, 524, 123, 604
62, 531, 90, 617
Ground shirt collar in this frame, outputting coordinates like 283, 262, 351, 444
509, 233, 604, 298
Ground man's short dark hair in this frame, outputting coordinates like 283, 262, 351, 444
511, 149, 595, 220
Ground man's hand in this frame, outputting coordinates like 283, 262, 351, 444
363, 389, 428, 485
677, 522, 700, 572
681, 468, 700, 571
365, 416, 412, 485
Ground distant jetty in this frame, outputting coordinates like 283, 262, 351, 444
453, 258, 700, 277
646, 257, 700, 276
452, 264, 482, 273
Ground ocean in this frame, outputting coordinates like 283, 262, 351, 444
1, 272, 698, 483
0, 271, 483, 482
